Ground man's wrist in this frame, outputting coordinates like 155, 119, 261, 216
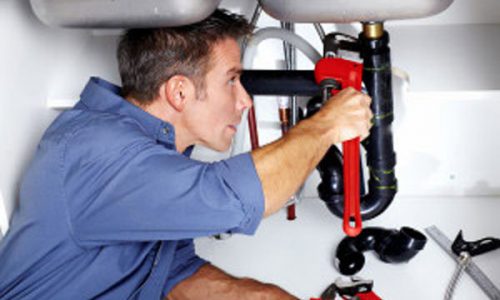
291, 117, 337, 149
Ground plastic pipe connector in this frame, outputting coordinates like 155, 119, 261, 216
335, 226, 427, 275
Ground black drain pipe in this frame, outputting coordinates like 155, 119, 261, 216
316, 23, 397, 220
359, 23, 398, 219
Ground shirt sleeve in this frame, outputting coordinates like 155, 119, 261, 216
62, 137, 265, 246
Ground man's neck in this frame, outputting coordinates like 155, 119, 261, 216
126, 96, 192, 153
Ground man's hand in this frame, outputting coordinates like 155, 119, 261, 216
252, 88, 372, 217
311, 87, 373, 144
166, 264, 298, 300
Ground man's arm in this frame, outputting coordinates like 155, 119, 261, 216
252, 87, 372, 217
166, 264, 298, 300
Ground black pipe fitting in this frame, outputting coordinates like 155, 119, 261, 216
241, 70, 319, 96
335, 226, 427, 275
358, 30, 397, 219
315, 30, 397, 220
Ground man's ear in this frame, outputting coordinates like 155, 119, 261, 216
161, 75, 196, 112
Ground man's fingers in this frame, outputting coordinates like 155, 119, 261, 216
319, 87, 374, 144
362, 93, 372, 107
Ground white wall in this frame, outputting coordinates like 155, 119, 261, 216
388, 24, 500, 92
0, 0, 119, 236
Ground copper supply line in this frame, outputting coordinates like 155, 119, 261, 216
247, 103, 260, 151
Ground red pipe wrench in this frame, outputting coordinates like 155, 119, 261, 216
314, 57, 364, 237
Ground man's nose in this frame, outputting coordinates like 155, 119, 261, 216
237, 82, 253, 110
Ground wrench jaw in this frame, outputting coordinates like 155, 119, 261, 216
320, 276, 374, 300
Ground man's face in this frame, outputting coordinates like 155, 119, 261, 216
185, 38, 252, 152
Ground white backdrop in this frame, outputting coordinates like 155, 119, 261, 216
1, 1, 500, 298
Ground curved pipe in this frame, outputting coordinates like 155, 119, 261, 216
242, 27, 322, 68
335, 226, 427, 275
315, 30, 397, 220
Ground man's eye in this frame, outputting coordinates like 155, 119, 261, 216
228, 77, 237, 85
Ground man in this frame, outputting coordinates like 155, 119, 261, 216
0, 9, 372, 300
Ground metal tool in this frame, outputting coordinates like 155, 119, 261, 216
314, 56, 364, 237
319, 276, 381, 300
425, 225, 500, 299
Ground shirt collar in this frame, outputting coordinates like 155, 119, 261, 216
77, 77, 178, 149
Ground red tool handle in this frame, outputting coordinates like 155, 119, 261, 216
314, 57, 364, 237
343, 137, 362, 237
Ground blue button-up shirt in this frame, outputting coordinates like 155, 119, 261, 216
0, 77, 265, 299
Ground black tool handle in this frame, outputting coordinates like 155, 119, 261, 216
452, 230, 500, 257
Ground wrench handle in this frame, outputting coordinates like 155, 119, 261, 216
342, 137, 362, 237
